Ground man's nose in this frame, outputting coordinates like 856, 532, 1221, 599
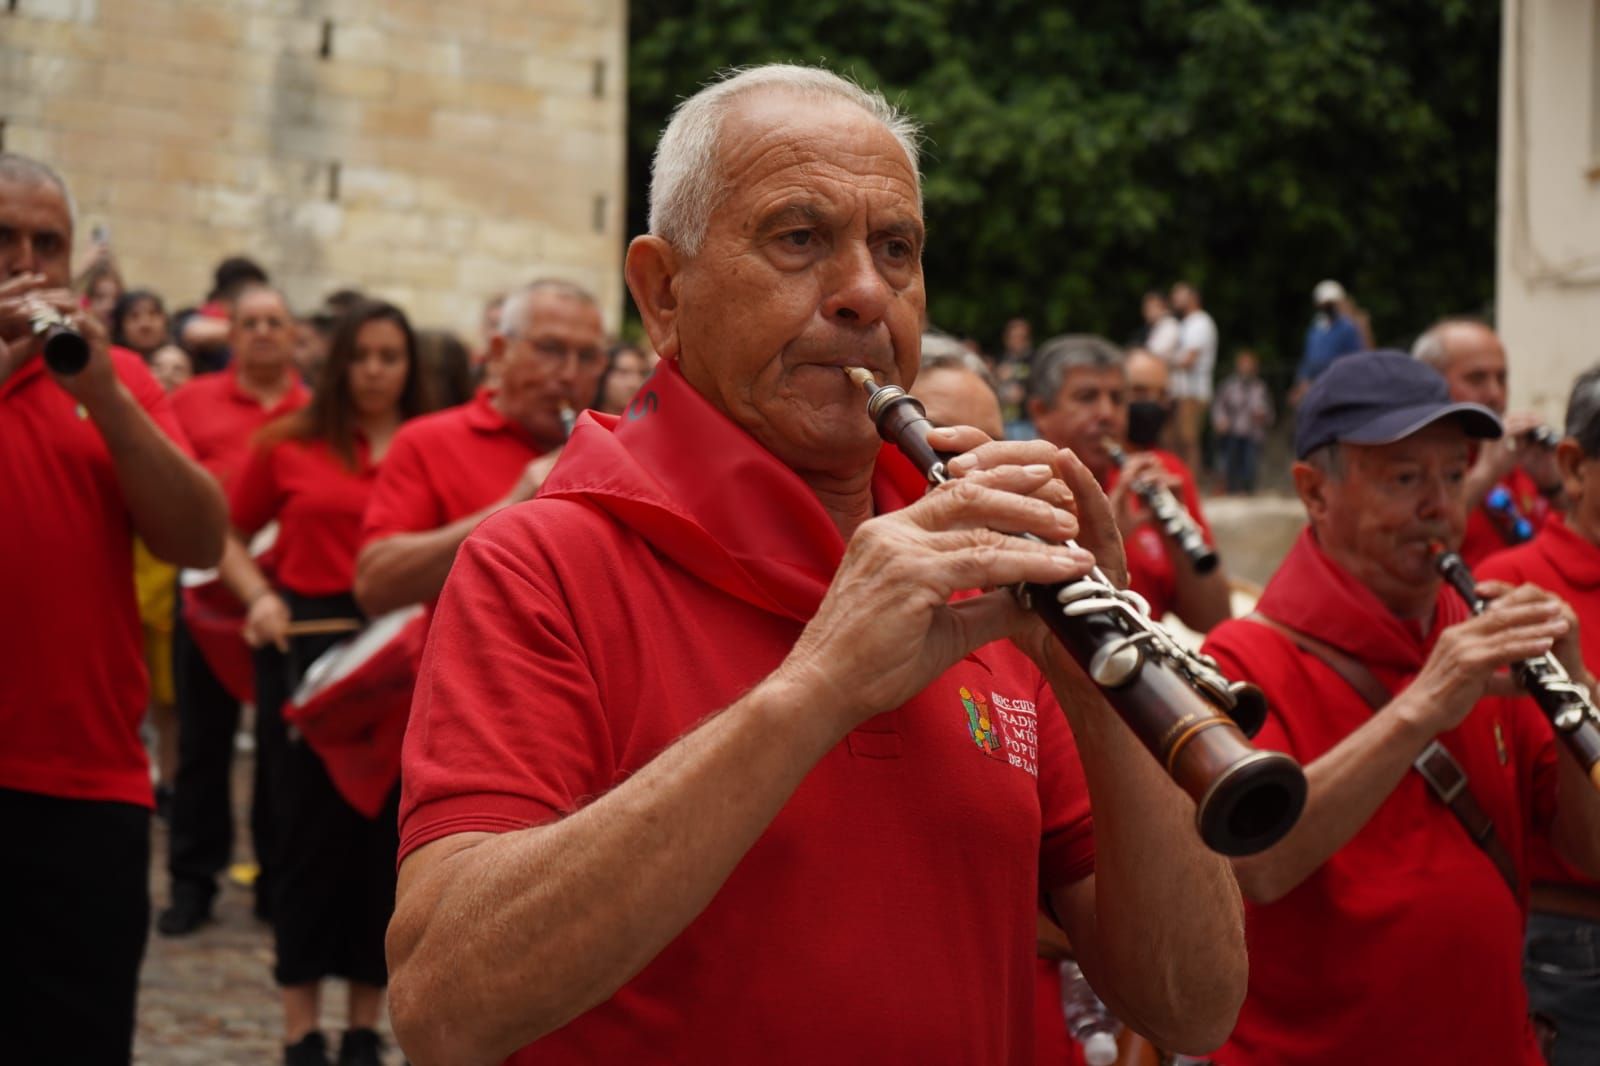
7, 235, 39, 277
822, 243, 890, 327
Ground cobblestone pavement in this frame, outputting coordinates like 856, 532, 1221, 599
135, 754, 403, 1065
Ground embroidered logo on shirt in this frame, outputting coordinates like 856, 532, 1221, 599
959, 686, 1040, 777
960, 686, 1000, 756
626, 390, 659, 420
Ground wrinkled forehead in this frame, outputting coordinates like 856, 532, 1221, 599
714, 92, 922, 220
232, 288, 290, 321
0, 176, 72, 233
512, 291, 603, 337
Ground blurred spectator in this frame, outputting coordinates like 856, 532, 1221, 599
1293, 279, 1365, 401
1211, 349, 1274, 495
996, 315, 1035, 439
416, 328, 474, 410
594, 341, 651, 415
294, 312, 336, 386
1169, 281, 1217, 472
221, 300, 429, 1065
77, 254, 124, 331
134, 344, 192, 819
476, 290, 507, 366
175, 255, 270, 372
1124, 347, 1174, 449
148, 343, 194, 394
1140, 291, 1181, 371
912, 332, 1004, 439
111, 289, 171, 358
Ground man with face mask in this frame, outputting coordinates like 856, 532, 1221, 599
354, 279, 606, 616
1029, 335, 1232, 633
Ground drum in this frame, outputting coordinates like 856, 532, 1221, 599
177, 523, 279, 702
283, 606, 427, 818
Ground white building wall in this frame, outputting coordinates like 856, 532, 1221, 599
1497, 0, 1600, 425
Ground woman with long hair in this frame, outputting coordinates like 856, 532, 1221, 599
594, 340, 652, 415
219, 300, 430, 1066
111, 288, 172, 358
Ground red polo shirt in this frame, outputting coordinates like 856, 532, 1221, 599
1102, 448, 1214, 621
169, 368, 309, 489
231, 436, 380, 597
1201, 529, 1555, 1066
1461, 467, 1551, 569
361, 389, 543, 546
401, 361, 1097, 1064
0, 347, 195, 807
1480, 514, 1600, 890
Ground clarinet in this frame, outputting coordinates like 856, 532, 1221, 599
847, 368, 1307, 855
29, 306, 91, 376
1434, 547, 1600, 788
1104, 439, 1218, 574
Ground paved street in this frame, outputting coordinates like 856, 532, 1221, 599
135, 755, 403, 1065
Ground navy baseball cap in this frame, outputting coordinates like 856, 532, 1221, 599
1294, 350, 1502, 459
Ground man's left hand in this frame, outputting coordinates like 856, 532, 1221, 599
928, 426, 1129, 678
23, 290, 121, 408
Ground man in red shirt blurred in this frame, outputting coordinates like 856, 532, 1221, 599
1028, 335, 1231, 633
1202, 351, 1600, 1065
353, 279, 604, 616
160, 284, 310, 936
383, 66, 1246, 1066
0, 153, 226, 1063
1479, 365, 1600, 1066
1414, 318, 1563, 566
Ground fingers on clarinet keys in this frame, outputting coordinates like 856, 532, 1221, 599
30, 307, 90, 376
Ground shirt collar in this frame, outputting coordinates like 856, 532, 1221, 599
1539, 513, 1600, 589
462, 387, 544, 451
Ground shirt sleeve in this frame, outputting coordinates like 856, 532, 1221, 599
1033, 669, 1096, 893
229, 444, 283, 537
361, 425, 445, 544
113, 348, 193, 458
397, 517, 610, 861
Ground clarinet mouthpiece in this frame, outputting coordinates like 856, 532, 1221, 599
844, 366, 877, 390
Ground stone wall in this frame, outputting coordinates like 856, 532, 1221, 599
0, 0, 627, 334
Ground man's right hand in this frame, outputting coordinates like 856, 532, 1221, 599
779, 462, 1095, 736
0, 272, 51, 384
1400, 584, 1569, 735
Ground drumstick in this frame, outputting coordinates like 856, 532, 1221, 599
284, 618, 364, 637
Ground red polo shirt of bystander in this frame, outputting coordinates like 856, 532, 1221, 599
169, 369, 309, 489
0, 348, 195, 807
231, 437, 380, 597
1480, 514, 1600, 889
1461, 467, 1551, 569
360, 389, 543, 544
1202, 529, 1554, 1066
1103, 448, 1214, 621
399, 361, 1096, 1064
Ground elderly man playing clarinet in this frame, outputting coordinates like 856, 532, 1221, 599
1202, 351, 1600, 1065
386, 65, 1245, 1066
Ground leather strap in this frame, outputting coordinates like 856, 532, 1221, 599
1247, 612, 1520, 897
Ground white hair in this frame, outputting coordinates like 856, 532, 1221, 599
647, 64, 923, 256
497, 278, 596, 337
1411, 317, 1492, 371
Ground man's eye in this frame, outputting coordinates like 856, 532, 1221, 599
781, 230, 814, 248
883, 239, 912, 260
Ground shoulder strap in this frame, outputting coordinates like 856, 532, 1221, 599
1244, 612, 1520, 897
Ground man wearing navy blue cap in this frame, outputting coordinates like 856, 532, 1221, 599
1197, 351, 1600, 1065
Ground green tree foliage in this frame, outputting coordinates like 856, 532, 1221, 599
628, 0, 1498, 369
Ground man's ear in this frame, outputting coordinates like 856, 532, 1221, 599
625, 235, 682, 361
1292, 461, 1328, 524
1557, 438, 1587, 500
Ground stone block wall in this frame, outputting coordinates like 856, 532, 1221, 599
0, 0, 627, 334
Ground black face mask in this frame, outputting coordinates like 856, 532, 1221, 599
1126, 400, 1169, 448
